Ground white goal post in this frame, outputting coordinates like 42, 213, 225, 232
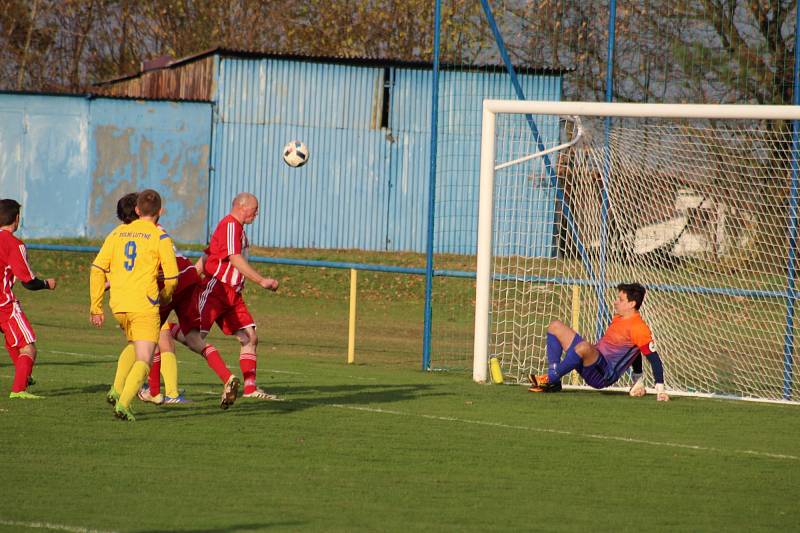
474, 100, 800, 403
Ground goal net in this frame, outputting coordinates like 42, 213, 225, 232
473, 101, 800, 403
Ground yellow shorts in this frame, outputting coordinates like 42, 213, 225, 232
161, 320, 171, 332
114, 311, 161, 343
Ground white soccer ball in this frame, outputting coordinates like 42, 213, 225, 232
282, 140, 309, 168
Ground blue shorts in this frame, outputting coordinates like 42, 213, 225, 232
577, 353, 613, 389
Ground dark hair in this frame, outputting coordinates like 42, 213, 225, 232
617, 282, 646, 310
0, 199, 21, 227
116, 193, 139, 224
136, 189, 162, 217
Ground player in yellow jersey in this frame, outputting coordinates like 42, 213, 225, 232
89, 189, 179, 421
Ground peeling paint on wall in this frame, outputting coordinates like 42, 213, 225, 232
0, 94, 211, 242
88, 99, 212, 243
90, 125, 138, 231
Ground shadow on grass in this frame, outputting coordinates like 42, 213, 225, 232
146, 382, 451, 421
33, 359, 113, 368
41, 383, 109, 396
133, 521, 306, 532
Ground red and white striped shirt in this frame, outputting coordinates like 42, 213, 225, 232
0, 229, 36, 308
204, 214, 249, 291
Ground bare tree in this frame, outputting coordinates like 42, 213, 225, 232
0, 0, 794, 104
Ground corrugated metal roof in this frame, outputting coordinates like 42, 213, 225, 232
94, 45, 569, 87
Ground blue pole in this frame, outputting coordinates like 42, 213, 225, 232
422, 0, 442, 371
598, 0, 617, 337
783, 5, 800, 400
479, 0, 604, 305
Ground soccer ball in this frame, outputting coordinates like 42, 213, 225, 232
282, 140, 309, 168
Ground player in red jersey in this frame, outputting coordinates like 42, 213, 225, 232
0, 199, 57, 399
529, 283, 669, 401
154, 233, 243, 408
197, 192, 280, 400
110, 193, 241, 409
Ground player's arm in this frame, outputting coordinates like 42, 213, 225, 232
158, 234, 180, 304
640, 343, 668, 402
89, 234, 114, 325
21, 278, 54, 290
223, 221, 278, 290
632, 322, 668, 401
229, 254, 278, 290
195, 253, 207, 275
8, 243, 55, 291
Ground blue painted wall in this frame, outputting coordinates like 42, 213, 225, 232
88, 98, 211, 242
0, 59, 560, 254
210, 58, 391, 249
210, 57, 562, 254
0, 94, 89, 237
0, 93, 211, 242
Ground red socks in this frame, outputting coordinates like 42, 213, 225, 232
6, 345, 19, 365
12, 354, 33, 393
240, 353, 257, 394
148, 350, 161, 395
201, 345, 232, 383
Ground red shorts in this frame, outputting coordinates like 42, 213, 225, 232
0, 301, 36, 349
197, 277, 255, 335
160, 285, 201, 336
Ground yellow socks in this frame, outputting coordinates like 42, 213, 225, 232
119, 360, 149, 409
160, 351, 179, 398
113, 344, 137, 394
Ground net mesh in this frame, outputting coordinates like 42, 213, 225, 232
490, 112, 800, 402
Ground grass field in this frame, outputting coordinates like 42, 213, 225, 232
0, 249, 799, 532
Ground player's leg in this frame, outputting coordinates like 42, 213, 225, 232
139, 347, 163, 403
574, 354, 612, 390
110, 343, 136, 404
9, 343, 42, 399
234, 326, 259, 395
114, 312, 159, 420
230, 325, 279, 401
529, 320, 578, 392
158, 324, 187, 403
194, 281, 239, 408
177, 284, 232, 384
530, 328, 600, 393
219, 292, 278, 400
3, 329, 34, 387
4, 306, 42, 399
182, 326, 232, 383
540, 320, 576, 378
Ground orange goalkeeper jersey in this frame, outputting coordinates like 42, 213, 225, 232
595, 312, 655, 379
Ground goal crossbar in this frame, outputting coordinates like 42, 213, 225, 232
483, 100, 800, 120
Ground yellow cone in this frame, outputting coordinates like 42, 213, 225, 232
489, 357, 504, 384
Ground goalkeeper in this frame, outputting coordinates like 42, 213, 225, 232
529, 282, 669, 401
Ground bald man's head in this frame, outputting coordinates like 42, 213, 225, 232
232, 192, 257, 209
230, 192, 260, 225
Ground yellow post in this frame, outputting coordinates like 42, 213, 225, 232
570, 285, 581, 385
571, 285, 580, 331
347, 268, 357, 364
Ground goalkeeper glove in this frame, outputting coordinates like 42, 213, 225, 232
629, 373, 646, 397
655, 383, 670, 402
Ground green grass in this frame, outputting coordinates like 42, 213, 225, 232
0, 249, 798, 532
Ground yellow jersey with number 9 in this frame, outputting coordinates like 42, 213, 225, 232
90, 219, 179, 314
